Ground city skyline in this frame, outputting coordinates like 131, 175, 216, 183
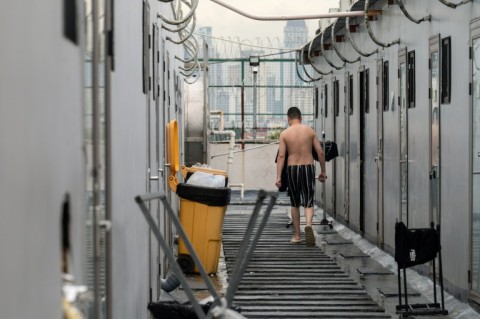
195, 0, 340, 47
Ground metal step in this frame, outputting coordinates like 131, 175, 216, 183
222, 210, 391, 319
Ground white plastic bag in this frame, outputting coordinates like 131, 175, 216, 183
186, 171, 225, 188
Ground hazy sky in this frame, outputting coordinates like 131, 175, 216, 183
195, 0, 340, 46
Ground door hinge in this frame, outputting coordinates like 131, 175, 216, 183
468, 270, 471, 283
469, 82, 472, 96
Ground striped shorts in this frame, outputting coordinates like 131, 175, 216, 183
286, 164, 316, 208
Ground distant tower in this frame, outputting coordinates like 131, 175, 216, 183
281, 20, 308, 117
284, 20, 308, 51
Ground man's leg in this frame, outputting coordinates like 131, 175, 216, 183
305, 206, 314, 226
304, 206, 315, 246
291, 206, 301, 240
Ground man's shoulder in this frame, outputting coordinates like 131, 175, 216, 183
301, 124, 315, 134
281, 126, 293, 135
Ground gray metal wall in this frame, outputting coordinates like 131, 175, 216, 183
0, 2, 86, 318
0, 1, 185, 318
313, 0, 478, 301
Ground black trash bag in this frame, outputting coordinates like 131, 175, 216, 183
177, 183, 231, 207
320, 141, 339, 162
148, 301, 242, 319
148, 301, 211, 319
395, 222, 440, 268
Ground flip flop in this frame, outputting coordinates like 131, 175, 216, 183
305, 226, 316, 247
290, 237, 302, 243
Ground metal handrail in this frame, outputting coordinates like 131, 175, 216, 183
135, 190, 278, 318
135, 193, 219, 318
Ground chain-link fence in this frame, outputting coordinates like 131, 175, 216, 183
207, 58, 316, 143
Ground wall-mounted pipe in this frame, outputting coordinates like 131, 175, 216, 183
320, 30, 345, 70
364, 0, 400, 48
211, 130, 236, 177
438, 0, 472, 9
345, 15, 377, 57
176, 39, 198, 64
229, 184, 245, 199
162, 14, 197, 44
307, 38, 333, 76
159, 0, 199, 25
182, 73, 200, 84
162, 0, 195, 32
210, 0, 379, 21
179, 58, 199, 72
397, 0, 431, 24
167, 19, 196, 45
331, 19, 360, 64
295, 51, 322, 83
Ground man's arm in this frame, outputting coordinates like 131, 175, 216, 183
276, 133, 287, 188
313, 134, 327, 183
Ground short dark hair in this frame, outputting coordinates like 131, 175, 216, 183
287, 107, 301, 119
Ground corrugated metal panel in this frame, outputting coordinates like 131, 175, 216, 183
222, 211, 390, 318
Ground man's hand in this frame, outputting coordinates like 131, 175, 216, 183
318, 172, 327, 183
275, 177, 282, 188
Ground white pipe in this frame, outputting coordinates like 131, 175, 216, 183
211, 130, 235, 176
211, 141, 279, 159
210, 0, 369, 21
229, 184, 245, 199
211, 130, 244, 198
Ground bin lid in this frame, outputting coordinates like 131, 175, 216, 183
167, 120, 180, 192
177, 183, 231, 207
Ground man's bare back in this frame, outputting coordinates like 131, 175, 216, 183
276, 113, 326, 190
282, 123, 317, 166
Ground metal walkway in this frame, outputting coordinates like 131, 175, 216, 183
222, 209, 391, 318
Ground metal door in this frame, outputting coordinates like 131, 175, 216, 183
376, 59, 385, 246
359, 67, 368, 233
344, 72, 351, 222
331, 78, 338, 217
429, 35, 441, 226
399, 49, 409, 225
470, 20, 480, 303
84, 0, 112, 317
161, 39, 171, 279
150, 22, 164, 300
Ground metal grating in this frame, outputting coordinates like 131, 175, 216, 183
222, 211, 391, 318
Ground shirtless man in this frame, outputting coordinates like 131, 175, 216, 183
276, 107, 327, 246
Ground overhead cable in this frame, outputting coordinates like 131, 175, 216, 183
210, 0, 371, 21
162, 0, 195, 32
159, 0, 199, 25
166, 16, 196, 44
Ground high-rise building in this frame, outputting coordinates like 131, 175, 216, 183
282, 20, 312, 118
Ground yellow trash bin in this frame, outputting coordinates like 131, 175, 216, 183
167, 119, 231, 274
176, 182, 230, 274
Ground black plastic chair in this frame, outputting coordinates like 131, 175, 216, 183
394, 221, 448, 317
